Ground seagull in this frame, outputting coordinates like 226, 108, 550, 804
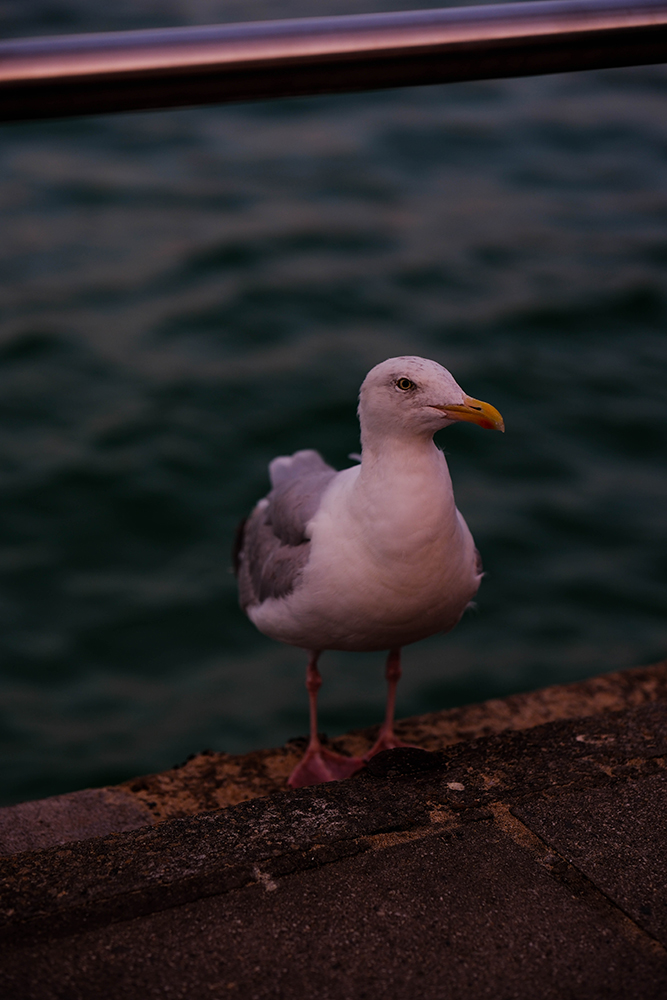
234, 356, 504, 788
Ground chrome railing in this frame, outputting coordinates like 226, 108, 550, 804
1, 0, 667, 121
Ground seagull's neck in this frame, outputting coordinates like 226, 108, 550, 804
359, 429, 448, 481
351, 430, 458, 544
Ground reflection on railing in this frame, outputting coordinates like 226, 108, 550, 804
1, 0, 667, 121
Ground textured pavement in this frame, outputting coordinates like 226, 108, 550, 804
1, 670, 667, 999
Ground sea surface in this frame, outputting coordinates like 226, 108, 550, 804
1, 0, 667, 806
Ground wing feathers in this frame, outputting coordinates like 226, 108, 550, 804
235, 450, 336, 609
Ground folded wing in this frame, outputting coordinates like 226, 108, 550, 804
234, 450, 337, 609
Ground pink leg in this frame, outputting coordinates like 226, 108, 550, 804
364, 648, 420, 760
287, 652, 364, 789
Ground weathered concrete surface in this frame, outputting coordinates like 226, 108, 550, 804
515, 772, 667, 944
4, 823, 665, 1000
2, 660, 666, 858
1, 693, 667, 999
0, 788, 154, 855
119, 660, 667, 823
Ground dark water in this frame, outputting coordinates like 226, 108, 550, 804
1, 1, 667, 806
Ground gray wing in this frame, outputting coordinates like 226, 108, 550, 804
235, 450, 337, 610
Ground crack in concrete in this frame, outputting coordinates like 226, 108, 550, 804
489, 801, 667, 958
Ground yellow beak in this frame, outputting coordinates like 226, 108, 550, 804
434, 395, 505, 432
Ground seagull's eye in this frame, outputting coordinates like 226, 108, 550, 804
396, 377, 415, 391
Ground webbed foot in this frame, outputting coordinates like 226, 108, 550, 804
288, 746, 364, 788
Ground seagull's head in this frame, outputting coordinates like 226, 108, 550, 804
358, 356, 504, 441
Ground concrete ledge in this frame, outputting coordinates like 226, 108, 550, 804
118, 659, 667, 823
1, 688, 667, 998
1, 660, 665, 857
0, 788, 154, 856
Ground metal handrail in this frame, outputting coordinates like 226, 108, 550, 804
2, 0, 667, 121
